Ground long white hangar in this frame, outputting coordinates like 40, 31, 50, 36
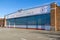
5, 4, 51, 30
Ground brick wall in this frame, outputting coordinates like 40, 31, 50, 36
51, 3, 60, 31
56, 6, 60, 31
0, 18, 4, 27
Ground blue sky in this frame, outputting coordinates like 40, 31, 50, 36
0, 0, 60, 18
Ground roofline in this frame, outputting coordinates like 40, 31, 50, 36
5, 2, 54, 16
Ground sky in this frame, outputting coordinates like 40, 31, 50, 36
0, 0, 60, 18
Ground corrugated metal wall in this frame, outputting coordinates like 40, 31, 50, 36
6, 4, 51, 30
6, 13, 51, 30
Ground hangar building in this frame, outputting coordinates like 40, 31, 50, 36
4, 2, 60, 31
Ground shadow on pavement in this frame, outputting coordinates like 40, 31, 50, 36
30, 31, 60, 40
30, 31, 60, 36
49, 36, 60, 40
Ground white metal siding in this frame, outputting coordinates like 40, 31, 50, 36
6, 5, 50, 19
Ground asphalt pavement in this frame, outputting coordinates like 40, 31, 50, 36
0, 27, 60, 40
